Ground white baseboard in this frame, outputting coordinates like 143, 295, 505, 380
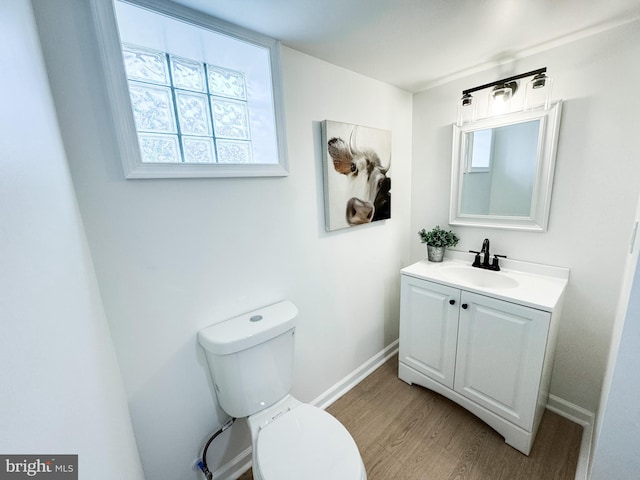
547, 394, 594, 426
213, 447, 251, 480
312, 339, 400, 410
218, 340, 400, 479
547, 394, 595, 480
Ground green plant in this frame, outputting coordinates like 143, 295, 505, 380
418, 226, 460, 248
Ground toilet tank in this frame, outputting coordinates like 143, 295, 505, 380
198, 301, 298, 418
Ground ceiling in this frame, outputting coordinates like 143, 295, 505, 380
171, 0, 640, 92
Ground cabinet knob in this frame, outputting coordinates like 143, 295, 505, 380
449, 299, 456, 305
461, 303, 468, 309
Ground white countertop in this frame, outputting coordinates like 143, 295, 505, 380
402, 251, 570, 312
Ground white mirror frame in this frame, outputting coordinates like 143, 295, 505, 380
449, 101, 562, 232
89, 0, 289, 179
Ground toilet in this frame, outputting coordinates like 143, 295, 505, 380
198, 300, 367, 480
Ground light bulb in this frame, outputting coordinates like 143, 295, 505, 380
489, 82, 516, 116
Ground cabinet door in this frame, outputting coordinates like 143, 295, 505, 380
454, 291, 551, 430
399, 276, 460, 389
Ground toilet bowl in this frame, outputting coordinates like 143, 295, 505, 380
198, 301, 366, 480
249, 396, 367, 480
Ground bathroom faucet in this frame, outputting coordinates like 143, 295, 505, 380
469, 238, 506, 271
481, 238, 490, 267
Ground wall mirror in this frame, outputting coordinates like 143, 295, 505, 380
450, 102, 562, 231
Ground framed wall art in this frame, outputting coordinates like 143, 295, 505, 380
321, 121, 391, 231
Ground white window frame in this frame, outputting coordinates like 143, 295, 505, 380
90, 0, 289, 179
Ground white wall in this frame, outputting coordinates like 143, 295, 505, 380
0, 1, 144, 479
32, 1, 413, 478
590, 246, 640, 479
589, 192, 640, 478
411, 20, 640, 413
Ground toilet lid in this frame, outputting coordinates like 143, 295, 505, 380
256, 404, 363, 480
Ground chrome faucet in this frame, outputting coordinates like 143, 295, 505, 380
469, 238, 506, 271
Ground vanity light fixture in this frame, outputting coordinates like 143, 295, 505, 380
456, 92, 477, 126
489, 81, 518, 115
461, 92, 473, 107
524, 71, 553, 110
491, 81, 518, 101
457, 67, 550, 123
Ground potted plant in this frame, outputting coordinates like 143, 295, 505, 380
418, 226, 460, 262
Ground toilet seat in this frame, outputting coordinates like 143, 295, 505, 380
254, 404, 366, 480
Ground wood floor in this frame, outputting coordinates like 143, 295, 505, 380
237, 354, 582, 480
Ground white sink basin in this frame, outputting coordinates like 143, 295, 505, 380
438, 265, 519, 289
402, 254, 570, 311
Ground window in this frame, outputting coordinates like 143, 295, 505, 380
467, 128, 493, 173
123, 43, 253, 164
90, 0, 288, 178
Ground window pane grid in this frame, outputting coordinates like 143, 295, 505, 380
123, 44, 252, 164
202, 62, 219, 164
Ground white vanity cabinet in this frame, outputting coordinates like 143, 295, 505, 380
398, 256, 569, 455
399, 277, 460, 389
455, 290, 550, 432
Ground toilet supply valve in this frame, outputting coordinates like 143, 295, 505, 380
197, 417, 236, 480
197, 461, 212, 480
